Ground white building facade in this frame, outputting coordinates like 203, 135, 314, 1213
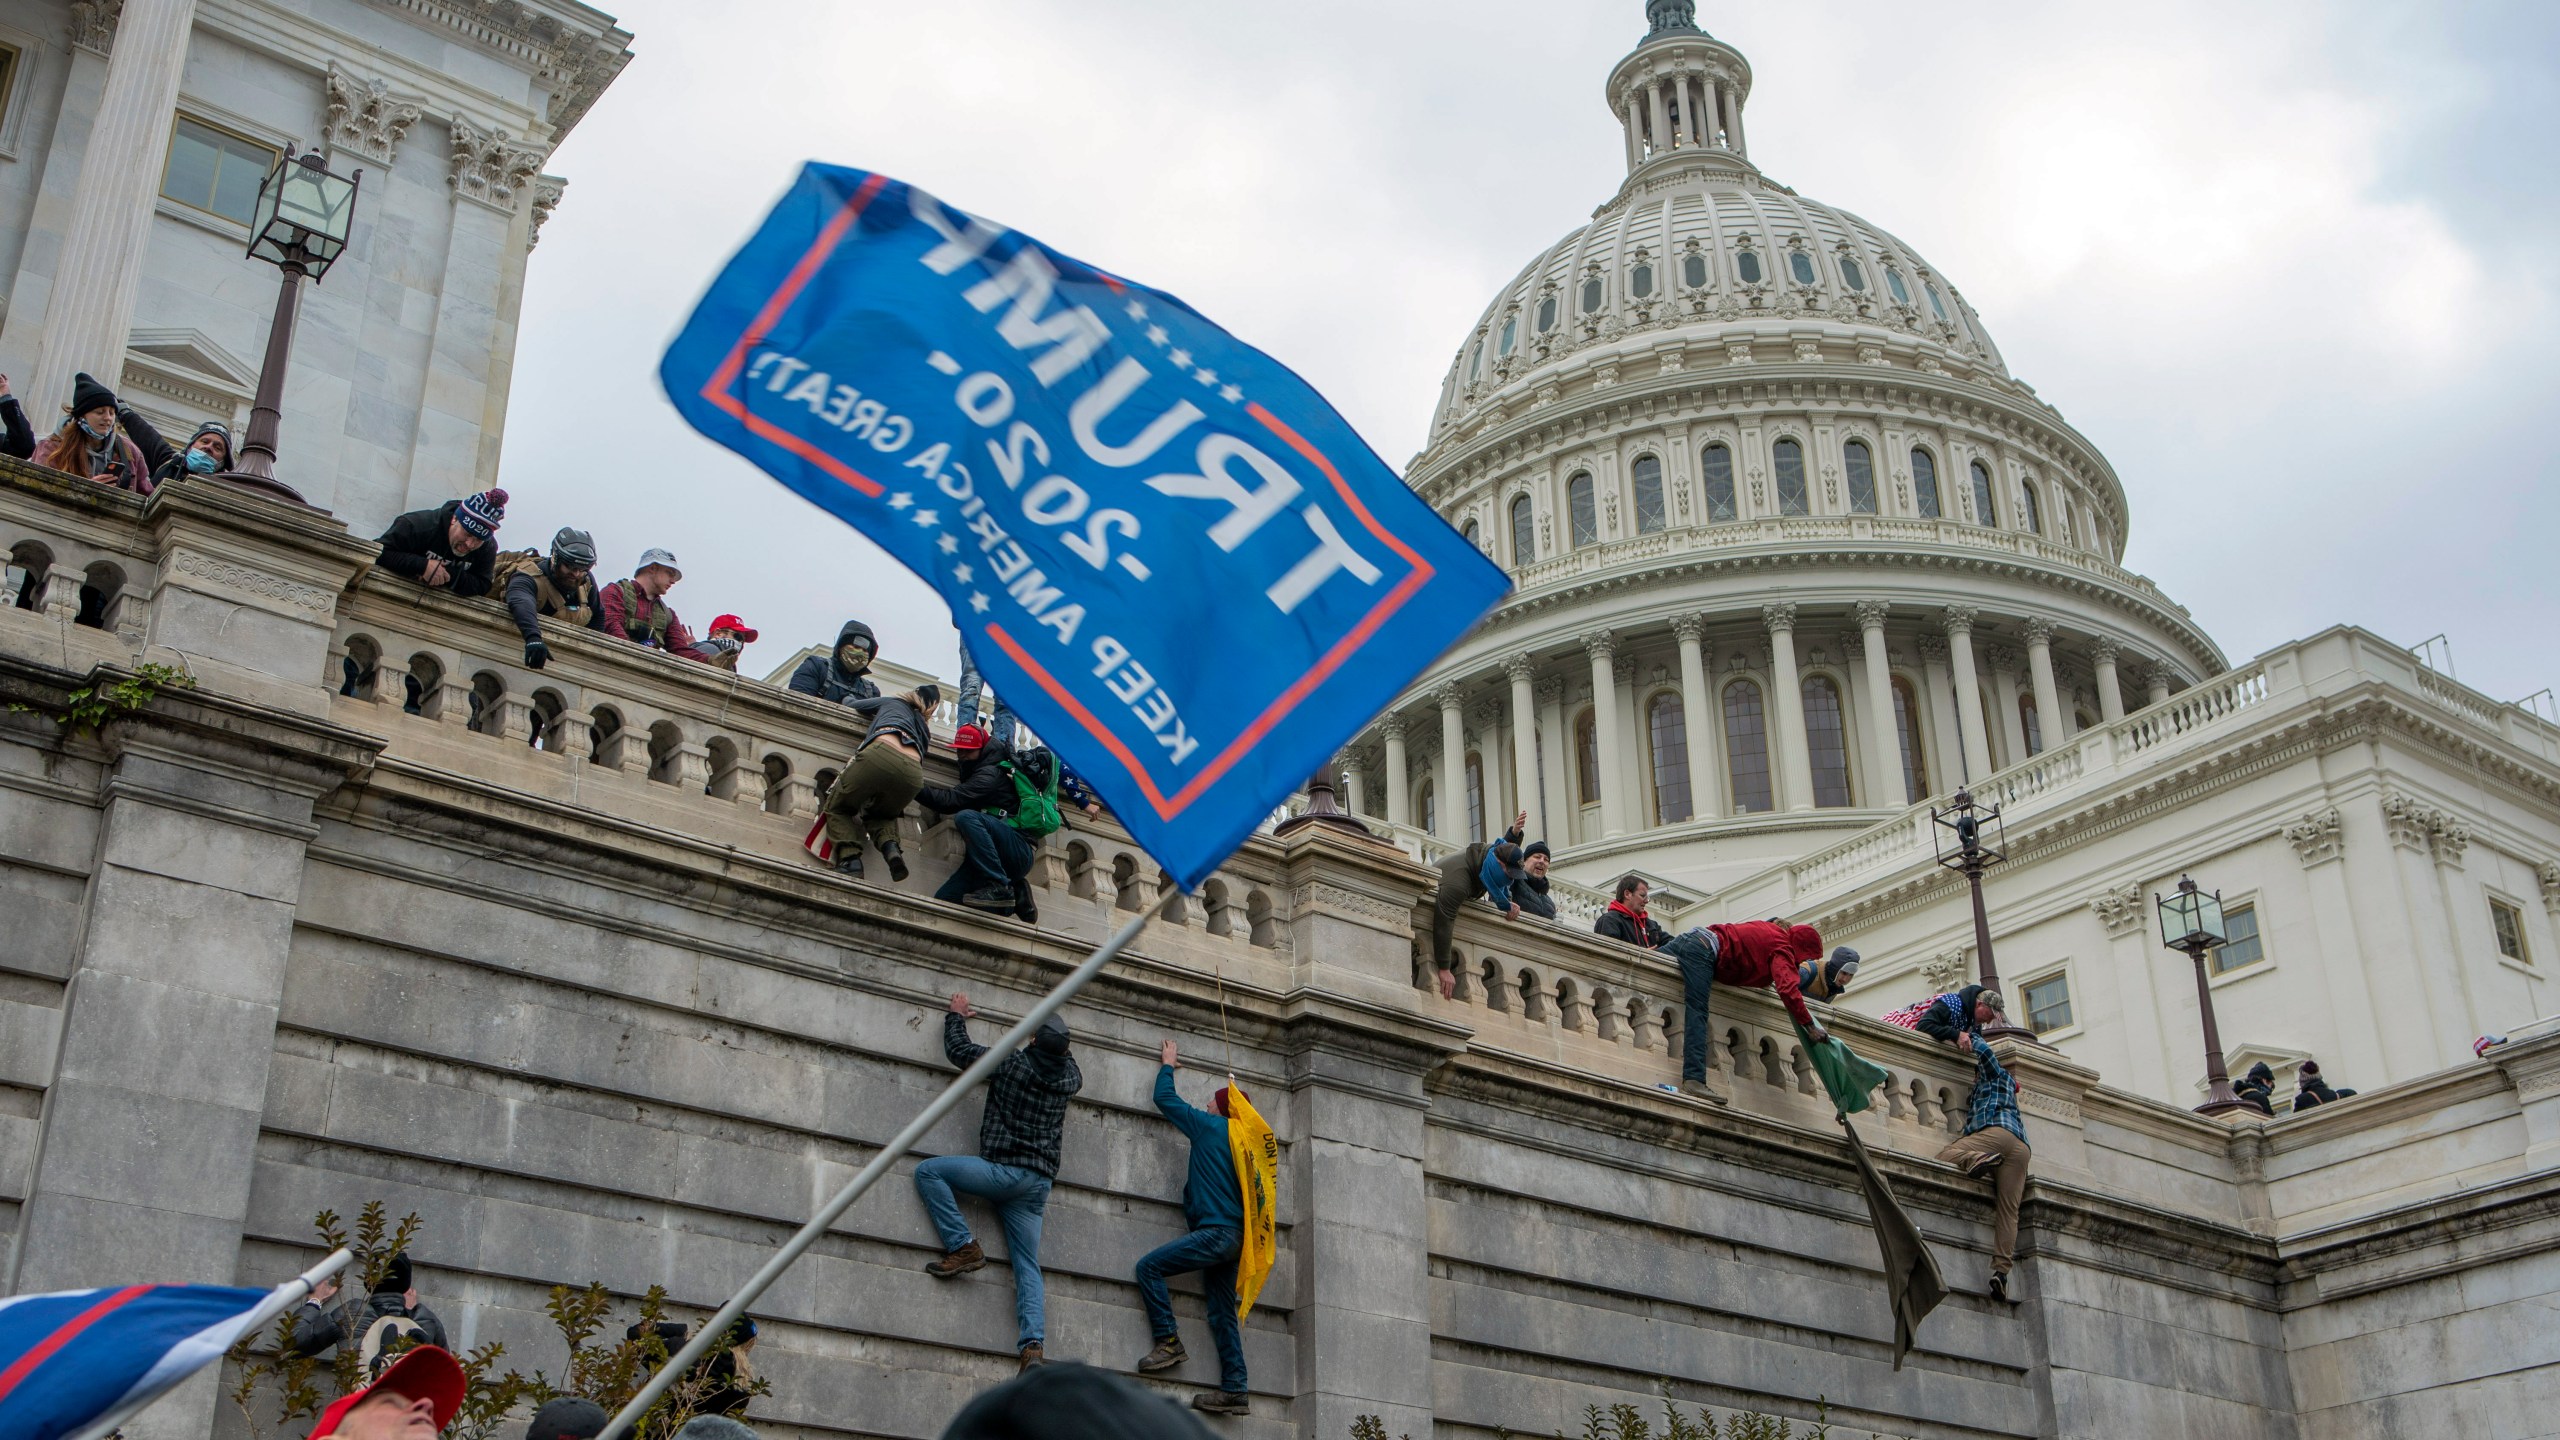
1361, 0, 2560, 1108
0, 0, 629, 530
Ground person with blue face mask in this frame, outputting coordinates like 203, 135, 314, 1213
118, 403, 235, 485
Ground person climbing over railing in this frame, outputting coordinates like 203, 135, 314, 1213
1657, 919, 1829, 1104
495, 526, 602, 669
1513, 840, 1557, 919
376, 488, 505, 598
808, 683, 939, 881
1424, 810, 1529, 999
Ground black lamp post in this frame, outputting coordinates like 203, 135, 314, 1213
220, 146, 361, 504
1930, 786, 2032, 1040
2158, 874, 2251, 1117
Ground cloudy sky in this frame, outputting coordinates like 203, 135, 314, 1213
499, 1, 2560, 708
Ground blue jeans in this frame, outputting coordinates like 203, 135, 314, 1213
955, 645, 1018, 748
1676, 930, 1720, 1082
1135, 1225, 1247, 1394
914, 1155, 1052, 1348
936, 809, 1034, 902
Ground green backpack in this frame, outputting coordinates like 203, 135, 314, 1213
1003, 756, 1064, 838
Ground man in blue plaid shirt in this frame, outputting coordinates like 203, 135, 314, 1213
1936, 989, 2029, 1304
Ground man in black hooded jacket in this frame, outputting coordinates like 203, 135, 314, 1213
789, 620, 883, 705
288, 1251, 449, 1360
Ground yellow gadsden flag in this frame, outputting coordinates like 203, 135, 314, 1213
1226, 1087, 1279, 1319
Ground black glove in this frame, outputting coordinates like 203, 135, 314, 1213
524, 638, 549, 669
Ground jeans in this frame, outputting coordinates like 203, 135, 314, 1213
936, 809, 1035, 902
913, 1155, 1052, 1348
1676, 929, 1720, 1082
1135, 1225, 1247, 1393
955, 644, 1019, 748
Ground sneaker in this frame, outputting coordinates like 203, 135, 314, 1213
832, 850, 864, 878
1137, 1337, 1187, 1374
1987, 1272, 2017, 1305
962, 886, 1018, 913
882, 841, 909, 882
1018, 1342, 1045, 1372
925, 1241, 984, 1278
1191, 1391, 1250, 1417
1013, 892, 1040, 924
1677, 1076, 1730, 1106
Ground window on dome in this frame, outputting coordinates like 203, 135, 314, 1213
1969, 460, 1997, 526
1632, 455, 1666, 534
2019, 693, 2042, 757
1462, 518, 1480, 550
1804, 675, 1853, 807
1723, 680, 1773, 813
1569, 472, 1598, 547
1844, 440, 1878, 514
1418, 776, 1435, 835
1499, 315, 1517, 357
1701, 443, 1737, 522
1582, 276, 1605, 313
1465, 751, 1485, 838
1683, 252, 1708, 289
1925, 281, 1949, 321
1631, 262, 1655, 299
1911, 448, 1942, 518
1840, 256, 1867, 292
1575, 709, 1600, 807
1773, 438, 1809, 516
1788, 251, 1817, 286
2019, 479, 2043, 535
1735, 249, 1762, 285
1885, 267, 1909, 304
1649, 692, 1692, 824
1509, 493, 1535, 567
1891, 676, 1929, 803
1538, 294, 1557, 332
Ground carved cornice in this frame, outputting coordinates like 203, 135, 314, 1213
166, 547, 337, 619
1919, 950, 1967, 990
1941, 604, 1978, 636
2381, 789, 2469, 867
2023, 616, 2057, 646
325, 65, 426, 166
1851, 599, 1890, 631
1503, 652, 1537, 685
2540, 862, 2560, 916
2088, 882, 2146, 937
70, 0, 119, 54
1761, 602, 1796, 634
365, 0, 635, 142
2091, 640, 2120, 666
1671, 612, 1709, 643
447, 116, 547, 213
1916, 635, 1949, 664
1578, 628, 1616, 664
527, 175, 567, 250
1378, 715, 1407, 744
2284, 807, 2343, 867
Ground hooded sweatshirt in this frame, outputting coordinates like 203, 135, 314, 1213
789, 620, 884, 704
1697, 920, 1822, 1030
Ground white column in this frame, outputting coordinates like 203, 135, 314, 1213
1855, 601, 1903, 805
1622, 94, 1643, 171
1919, 637, 1963, 797
1944, 607, 1994, 783
1686, 77, 1708, 146
1990, 648, 2027, 762
1764, 605, 1815, 811
28, 0, 204, 403
1506, 656, 1542, 840
1673, 616, 1721, 819
1536, 679, 1568, 845
2148, 669, 2174, 709
1342, 759, 1366, 818
1436, 685, 1467, 843
1615, 655, 1644, 825
1647, 82, 1672, 163
1382, 717, 1410, 829
2093, 642, 2126, 723
2026, 619, 2064, 751
1583, 631, 1629, 837
1726, 83, 1748, 157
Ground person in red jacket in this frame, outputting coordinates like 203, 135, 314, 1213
1657, 920, 1829, 1102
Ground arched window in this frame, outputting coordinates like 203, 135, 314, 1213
2019, 693, 2043, 757
1803, 675, 1853, 807
1631, 455, 1666, 533
1462, 518, 1480, 551
2019, 480, 2042, 535
1723, 681, 1773, 813
1910, 448, 1941, 518
1844, 440, 1878, 514
1417, 777, 1436, 834
1682, 251, 1708, 289
1537, 294, 1557, 332
1968, 460, 1997, 526
1885, 266, 1911, 304
1924, 281, 1949, 321
1581, 275, 1605, 313
1509, 493, 1535, 568
1568, 472, 1598, 547
1735, 248, 1763, 285
1648, 692, 1692, 824
1574, 709, 1601, 807
1773, 438, 1809, 516
1840, 256, 1867, 292
1498, 314, 1517, 356
1788, 251, 1818, 285
1465, 752, 1485, 837
1701, 443, 1737, 522
1631, 260, 1654, 299
1891, 676, 1930, 804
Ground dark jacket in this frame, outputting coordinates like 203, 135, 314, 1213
788, 620, 883, 704
116, 405, 206, 485
848, 691, 934, 755
503, 559, 604, 643
1, 395, 34, 460
1594, 903, 1670, 949
945, 1012, 1081, 1178
31, 423, 152, 493
2235, 1062, 2277, 1116
2292, 1072, 2353, 1112
287, 1287, 449, 1358
1513, 874, 1556, 921
1154, 1065, 1243, 1232
375, 501, 496, 598
916, 738, 1020, 817
1913, 985, 1985, 1046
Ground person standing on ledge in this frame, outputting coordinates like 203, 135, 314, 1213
1425, 811, 1529, 998
1134, 1039, 1251, 1418
1594, 875, 1670, 949
914, 993, 1082, 1373
1938, 995, 2030, 1304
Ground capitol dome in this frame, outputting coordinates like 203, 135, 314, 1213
1342, 0, 2229, 900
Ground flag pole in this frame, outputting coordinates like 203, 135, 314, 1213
606, 890, 1180, 1437
63, 1248, 355, 1440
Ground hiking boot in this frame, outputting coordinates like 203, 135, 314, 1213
962, 886, 1018, 913
1018, 1342, 1045, 1372
832, 850, 864, 878
1987, 1272, 2017, 1305
1013, 891, 1040, 924
882, 841, 909, 882
1137, 1336, 1187, 1374
925, 1242, 984, 1278
1677, 1075, 1730, 1106
1191, 1391, 1250, 1417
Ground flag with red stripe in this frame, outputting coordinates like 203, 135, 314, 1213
0, 1283, 285, 1440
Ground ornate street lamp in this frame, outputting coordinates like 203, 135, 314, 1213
1930, 786, 2031, 1040
219, 147, 362, 503
2158, 874, 2251, 1117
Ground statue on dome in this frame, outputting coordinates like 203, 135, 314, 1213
1646, 0, 1701, 36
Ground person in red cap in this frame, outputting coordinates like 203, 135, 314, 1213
307, 1343, 464, 1439
1656, 920, 1829, 1102
701, 614, 758, 672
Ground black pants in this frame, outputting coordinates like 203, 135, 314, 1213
1427, 864, 1476, 973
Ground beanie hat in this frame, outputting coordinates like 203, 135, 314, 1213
673, 1419, 759, 1440
307, 1343, 463, 1440
1522, 840, 1550, 860
526, 1396, 610, 1440
550, 526, 597, 568
69, 371, 116, 415
1032, 1018, 1071, 1056
188, 421, 233, 458
376, 1251, 413, 1296
455, 487, 508, 539
953, 724, 989, 753
941, 1361, 1216, 1440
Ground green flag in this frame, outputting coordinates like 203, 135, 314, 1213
1793, 1021, 1892, 1115
1840, 1114, 1947, 1368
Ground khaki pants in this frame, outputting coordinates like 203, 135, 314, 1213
1938, 1127, 2030, 1276
822, 742, 923, 855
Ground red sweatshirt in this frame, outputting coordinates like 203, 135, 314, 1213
1705, 921, 1823, 1029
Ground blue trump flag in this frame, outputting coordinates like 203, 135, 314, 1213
662, 165, 1511, 887
0, 1283, 289, 1440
